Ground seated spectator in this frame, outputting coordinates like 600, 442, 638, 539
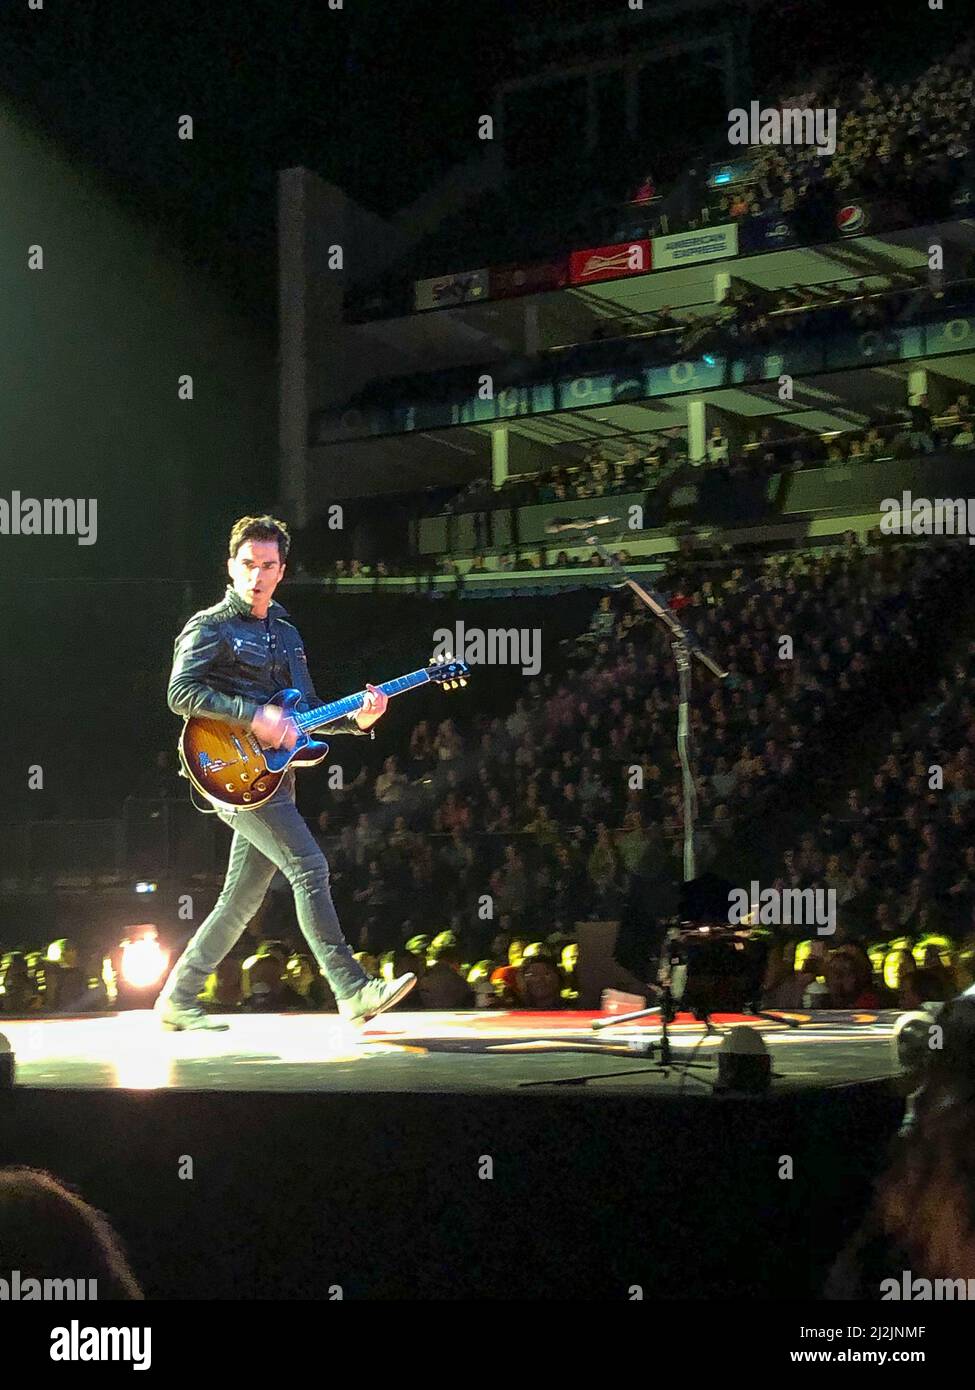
417, 945, 474, 1009
760, 939, 811, 1010
907, 394, 936, 453
0, 953, 38, 1015
706, 426, 729, 465
241, 950, 311, 1011
201, 957, 244, 1012
381, 949, 423, 1008
353, 950, 380, 978
629, 172, 656, 204
824, 944, 885, 1008
353, 860, 393, 915
883, 946, 918, 1001
389, 814, 419, 857
899, 968, 952, 1011
286, 953, 332, 1009
374, 755, 408, 804
588, 597, 616, 638
466, 959, 499, 1008
408, 720, 435, 776
434, 718, 464, 763
516, 957, 564, 1010
41, 940, 89, 1014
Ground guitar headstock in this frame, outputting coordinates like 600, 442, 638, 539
428, 654, 471, 690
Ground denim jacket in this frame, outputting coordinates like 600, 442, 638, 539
167, 586, 372, 737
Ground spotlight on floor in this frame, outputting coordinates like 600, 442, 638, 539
119, 927, 170, 993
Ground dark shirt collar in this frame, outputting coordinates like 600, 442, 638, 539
224, 585, 289, 621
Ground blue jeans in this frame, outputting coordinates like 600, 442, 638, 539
160, 771, 368, 1007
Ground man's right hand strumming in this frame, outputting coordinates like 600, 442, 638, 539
251, 705, 299, 750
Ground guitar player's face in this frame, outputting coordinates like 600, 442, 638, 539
228, 539, 286, 618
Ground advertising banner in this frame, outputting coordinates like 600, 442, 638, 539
651, 222, 738, 270
489, 258, 569, 299
739, 212, 798, 253
835, 203, 869, 237
834, 197, 909, 238
568, 239, 651, 286
414, 267, 489, 311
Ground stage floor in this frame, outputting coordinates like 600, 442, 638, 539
0, 1007, 912, 1297
2, 1006, 907, 1094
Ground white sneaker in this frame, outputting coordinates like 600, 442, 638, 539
337, 972, 417, 1025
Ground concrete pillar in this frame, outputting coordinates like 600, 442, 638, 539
492, 424, 510, 489
907, 366, 956, 414
688, 398, 707, 465
907, 368, 927, 406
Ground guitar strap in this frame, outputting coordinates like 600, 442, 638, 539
188, 783, 221, 816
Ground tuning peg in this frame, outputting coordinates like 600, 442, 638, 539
459, 678, 467, 687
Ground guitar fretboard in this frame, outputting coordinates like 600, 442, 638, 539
294, 668, 433, 732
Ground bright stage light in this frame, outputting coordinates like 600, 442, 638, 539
119, 928, 169, 990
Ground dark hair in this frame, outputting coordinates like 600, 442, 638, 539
877, 1099, 975, 1280
228, 514, 291, 563
830, 943, 873, 994
908, 969, 951, 1003
0, 1168, 143, 1299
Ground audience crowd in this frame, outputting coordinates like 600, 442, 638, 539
352, 46, 975, 323
733, 52, 975, 239
759, 631, 975, 1011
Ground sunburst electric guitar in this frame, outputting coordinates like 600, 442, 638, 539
179, 657, 470, 811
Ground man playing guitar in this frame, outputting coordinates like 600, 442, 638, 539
154, 514, 416, 1030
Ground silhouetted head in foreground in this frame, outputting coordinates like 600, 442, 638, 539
0, 1167, 142, 1298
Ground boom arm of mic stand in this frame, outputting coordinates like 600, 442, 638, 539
583, 533, 728, 680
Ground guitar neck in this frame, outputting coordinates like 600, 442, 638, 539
294, 668, 434, 732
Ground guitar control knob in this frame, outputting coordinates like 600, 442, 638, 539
242, 793, 252, 803
225, 783, 235, 791
255, 781, 267, 792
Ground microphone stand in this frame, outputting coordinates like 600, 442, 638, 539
557, 520, 726, 883
550, 518, 730, 1060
